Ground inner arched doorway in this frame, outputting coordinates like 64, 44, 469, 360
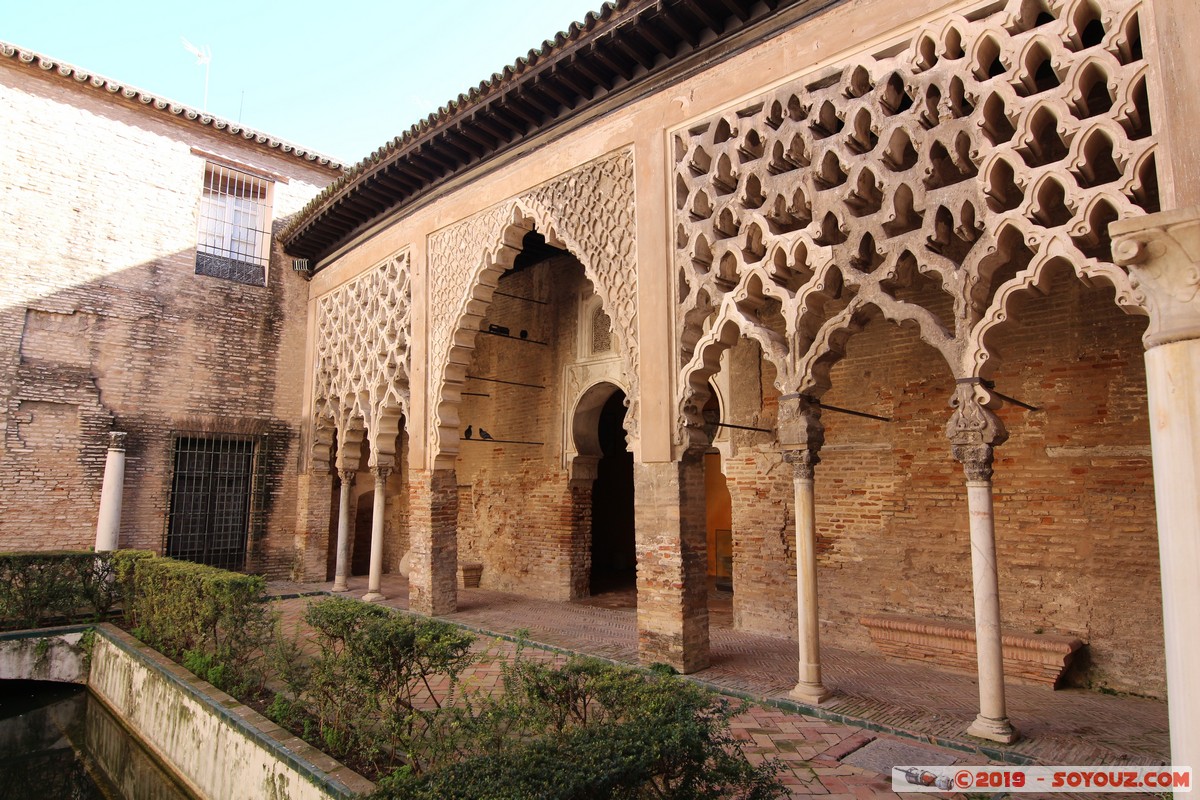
587, 388, 636, 594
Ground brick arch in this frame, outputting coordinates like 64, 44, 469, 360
673, 0, 1157, 438
427, 148, 639, 469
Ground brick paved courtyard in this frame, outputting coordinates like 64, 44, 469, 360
269, 575, 1169, 799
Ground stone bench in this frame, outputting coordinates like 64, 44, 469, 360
861, 613, 1085, 688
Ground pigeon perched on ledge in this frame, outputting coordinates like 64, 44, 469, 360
479, 428, 494, 441
464, 425, 473, 439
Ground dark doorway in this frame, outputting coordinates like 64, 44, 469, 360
590, 390, 636, 593
352, 490, 373, 576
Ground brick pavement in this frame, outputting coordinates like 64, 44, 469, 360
269, 575, 1169, 799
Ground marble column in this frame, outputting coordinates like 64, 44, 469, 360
331, 469, 356, 593
780, 399, 829, 704
362, 465, 391, 603
947, 382, 1017, 744
1112, 207, 1200, 773
94, 431, 128, 552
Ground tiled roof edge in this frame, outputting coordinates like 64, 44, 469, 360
0, 40, 346, 173
277, 0, 635, 245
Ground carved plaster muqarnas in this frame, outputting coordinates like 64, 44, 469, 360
312, 251, 412, 466
674, 0, 1157, 440
428, 148, 638, 467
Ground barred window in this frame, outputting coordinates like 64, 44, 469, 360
166, 433, 267, 571
196, 162, 272, 286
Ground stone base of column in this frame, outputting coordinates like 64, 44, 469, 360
331, 580, 350, 593
967, 714, 1019, 744
362, 592, 386, 603
789, 681, 831, 705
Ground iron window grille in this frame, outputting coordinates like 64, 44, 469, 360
166, 432, 268, 571
196, 162, 273, 286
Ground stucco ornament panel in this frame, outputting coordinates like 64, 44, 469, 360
428, 148, 638, 468
313, 250, 411, 467
673, 0, 1156, 444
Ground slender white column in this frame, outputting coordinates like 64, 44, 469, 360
94, 432, 127, 552
331, 469, 355, 592
962, 471, 1014, 742
1112, 207, 1200, 772
788, 449, 829, 704
362, 466, 391, 603
948, 383, 1016, 744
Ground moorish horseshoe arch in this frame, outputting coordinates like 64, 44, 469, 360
311, 250, 412, 469
427, 147, 640, 469
674, 0, 1156, 437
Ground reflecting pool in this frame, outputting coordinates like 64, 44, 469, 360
0, 680, 192, 799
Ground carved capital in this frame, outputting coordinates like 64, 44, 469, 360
952, 443, 995, 482
783, 448, 821, 480
107, 431, 128, 451
1111, 206, 1200, 348
337, 468, 357, 486
946, 382, 1008, 448
372, 465, 392, 483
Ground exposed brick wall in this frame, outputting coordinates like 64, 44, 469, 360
0, 59, 337, 576
453, 255, 594, 601
719, 276, 1162, 695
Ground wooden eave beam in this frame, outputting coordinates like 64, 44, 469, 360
567, 53, 610, 91
633, 17, 678, 57
533, 77, 574, 111
515, 88, 557, 119
714, 0, 752, 22
612, 35, 656, 71
658, 6, 701, 49
679, 0, 723, 32
468, 112, 512, 145
548, 66, 590, 101
589, 43, 635, 82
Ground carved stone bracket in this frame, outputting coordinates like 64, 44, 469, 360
947, 381, 1008, 482
1112, 205, 1200, 348
779, 396, 825, 480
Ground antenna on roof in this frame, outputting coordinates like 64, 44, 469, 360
180, 37, 212, 112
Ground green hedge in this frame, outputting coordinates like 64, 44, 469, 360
0, 550, 149, 631
124, 555, 273, 695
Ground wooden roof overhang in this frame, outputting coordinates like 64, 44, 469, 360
281, 0, 843, 267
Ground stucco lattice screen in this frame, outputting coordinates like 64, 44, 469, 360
312, 251, 412, 445
674, 0, 1155, 434
428, 148, 638, 465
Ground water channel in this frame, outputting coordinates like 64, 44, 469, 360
0, 680, 193, 800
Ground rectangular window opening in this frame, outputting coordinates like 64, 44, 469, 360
166, 433, 268, 571
195, 162, 273, 286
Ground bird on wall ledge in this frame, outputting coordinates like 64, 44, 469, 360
464, 425, 473, 439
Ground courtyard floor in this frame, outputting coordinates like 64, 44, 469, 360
268, 574, 1169, 799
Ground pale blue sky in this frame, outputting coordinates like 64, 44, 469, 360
2, 1, 604, 164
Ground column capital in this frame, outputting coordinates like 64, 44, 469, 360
107, 431, 128, 451
783, 448, 821, 481
947, 382, 1007, 482
1111, 206, 1200, 349
371, 464, 393, 481
337, 468, 357, 485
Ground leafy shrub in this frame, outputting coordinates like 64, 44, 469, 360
267, 596, 477, 775
373, 656, 784, 800
0, 550, 149, 631
123, 555, 273, 695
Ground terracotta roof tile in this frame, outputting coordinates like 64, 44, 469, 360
0, 41, 345, 172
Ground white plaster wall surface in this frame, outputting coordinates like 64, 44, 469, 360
0, 627, 87, 683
